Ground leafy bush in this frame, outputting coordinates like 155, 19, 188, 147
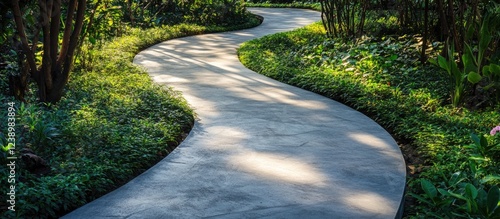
245, 0, 321, 10
179, 0, 248, 25
246, 0, 319, 3
123, 0, 249, 27
430, 9, 500, 108
238, 22, 500, 218
0, 13, 261, 218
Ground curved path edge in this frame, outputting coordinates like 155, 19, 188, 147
63, 8, 406, 219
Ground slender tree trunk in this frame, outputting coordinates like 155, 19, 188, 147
357, 0, 367, 38
421, 0, 429, 63
436, 0, 449, 41
447, 0, 462, 57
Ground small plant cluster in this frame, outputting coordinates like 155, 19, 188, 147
413, 127, 500, 218
238, 22, 500, 218
430, 11, 500, 108
0, 14, 261, 218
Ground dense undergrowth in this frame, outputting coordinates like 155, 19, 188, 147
0, 14, 262, 218
246, 1, 321, 10
238, 22, 500, 218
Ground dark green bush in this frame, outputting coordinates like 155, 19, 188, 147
246, 0, 319, 3
0, 13, 261, 218
124, 0, 249, 27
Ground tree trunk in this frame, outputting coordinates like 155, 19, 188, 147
420, 0, 429, 63
10, 0, 87, 103
435, 0, 449, 41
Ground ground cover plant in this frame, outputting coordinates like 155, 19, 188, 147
238, 21, 500, 218
0, 1, 262, 217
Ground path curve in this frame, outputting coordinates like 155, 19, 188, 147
63, 8, 405, 218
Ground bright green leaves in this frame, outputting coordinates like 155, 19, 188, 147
417, 178, 500, 218
421, 179, 438, 202
1, 142, 14, 152
466, 133, 500, 163
468, 72, 483, 84
430, 9, 500, 107
430, 44, 467, 107
487, 186, 500, 216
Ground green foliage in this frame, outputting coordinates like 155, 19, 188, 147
238, 22, 500, 218
429, 45, 468, 107
414, 178, 500, 218
430, 10, 500, 108
467, 134, 500, 162
245, 1, 321, 10
83, 0, 125, 45
0, 13, 260, 218
123, 0, 249, 27
246, 0, 320, 3
411, 131, 500, 218
179, 0, 248, 25
320, 0, 369, 38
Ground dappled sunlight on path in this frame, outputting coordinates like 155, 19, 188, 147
62, 8, 405, 219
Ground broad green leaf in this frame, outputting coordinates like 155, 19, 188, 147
466, 199, 474, 213
450, 60, 462, 81
477, 189, 488, 215
437, 55, 450, 73
465, 183, 478, 199
471, 133, 481, 147
479, 18, 492, 62
487, 186, 500, 214
490, 64, 500, 76
468, 71, 482, 84
480, 135, 488, 148
421, 179, 437, 199
463, 43, 477, 73
465, 20, 475, 41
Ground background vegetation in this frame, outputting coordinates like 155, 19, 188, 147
0, 0, 260, 217
241, 0, 500, 218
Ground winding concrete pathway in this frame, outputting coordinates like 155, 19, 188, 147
63, 8, 405, 218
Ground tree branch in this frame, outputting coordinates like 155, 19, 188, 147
11, 0, 38, 74
50, 0, 61, 69
60, 0, 86, 84
57, 0, 77, 66
39, 0, 53, 90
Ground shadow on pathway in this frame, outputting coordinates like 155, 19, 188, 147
63, 8, 406, 219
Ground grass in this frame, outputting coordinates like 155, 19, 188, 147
0, 13, 262, 218
238, 22, 500, 218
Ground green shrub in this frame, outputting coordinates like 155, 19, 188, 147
238, 22, 500, 218
0, 13, 261, 218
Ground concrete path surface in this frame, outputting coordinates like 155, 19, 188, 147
63, 8, 406, 218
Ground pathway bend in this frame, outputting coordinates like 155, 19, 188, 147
63, 8, 406, 218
